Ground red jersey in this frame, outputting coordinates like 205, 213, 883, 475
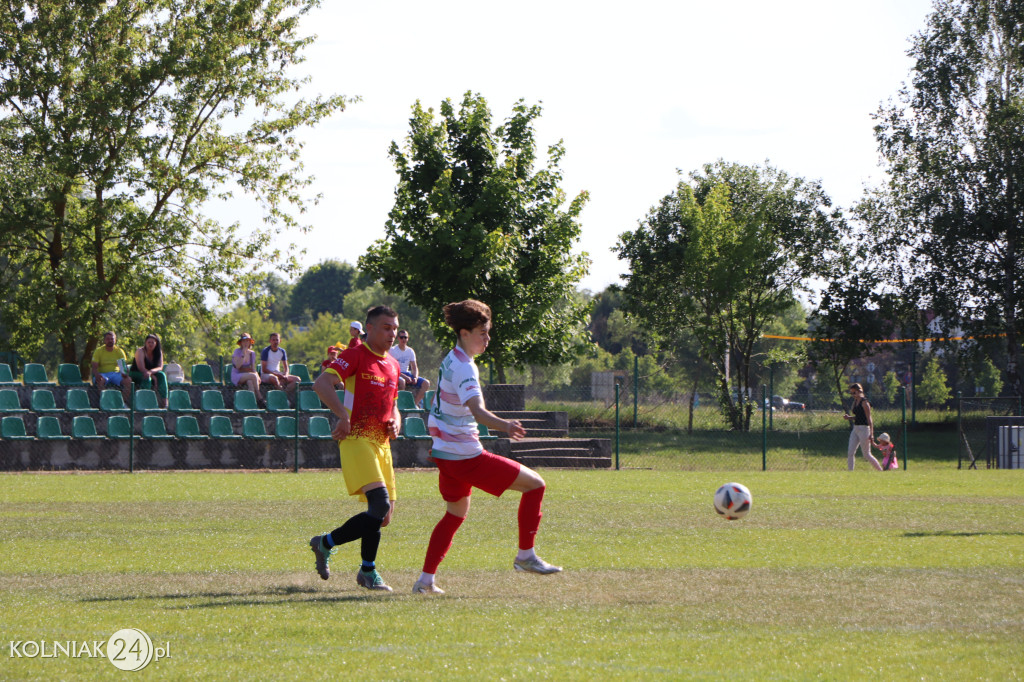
323, 343, 400, 444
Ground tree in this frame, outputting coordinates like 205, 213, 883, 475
616, 161, 845, 430
974, 356, 1005, 396
918, 356, 953, 407
288, 260, 358, 323
0, 0, 348, 373
864, 0, 1024, 396
360, 93, 591, 382
883, 370, 904, 405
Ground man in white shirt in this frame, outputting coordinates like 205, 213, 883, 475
260, 332, 300, 392
388, 329, 430, 406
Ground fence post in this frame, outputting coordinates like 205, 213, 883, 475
615, 382, 620, 471
910, 348, 917, 426
128, 381, 135, 474
761, 385, 767, 472
769, 364, 774, 431
901, 384, 907, 470
294, 393, 300, 473
633, 355, 638, 428
956, 391, 962, 470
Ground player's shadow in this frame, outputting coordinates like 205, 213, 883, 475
902, 530, 1024, 537
79, 584, 382, 607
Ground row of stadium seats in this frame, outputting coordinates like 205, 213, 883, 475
0, 387, 432, 417
0, 361, 317, 387
0, 415, 452, 441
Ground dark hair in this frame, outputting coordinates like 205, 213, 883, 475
849, 383, 864, 393
443, 299, 491, 336
144, 334, 163, 364
366, 305, 398, 326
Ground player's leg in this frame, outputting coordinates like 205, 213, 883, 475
847, 428, 859, 470
414, 464, 471, 594
506, 464, 561, 574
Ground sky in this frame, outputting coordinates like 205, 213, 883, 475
216, 0, 938, 293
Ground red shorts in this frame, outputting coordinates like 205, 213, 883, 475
432, 450, 522, 502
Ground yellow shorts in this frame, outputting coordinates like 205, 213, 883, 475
339, 437, 396, 501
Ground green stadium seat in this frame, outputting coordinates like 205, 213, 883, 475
0, 363, 18, 385
396, 390, 425, 416
168, 389, 199, 413
106, 415, 133, 440
478, 423, 498, 440
403, 416, 431, 440
174, 416, 207, 440
1, 416, 33, 440
201, 390, 232, 413
242, 415, 273, 440
423, 390, 436, 412
291, 363, 313, 385
23, 363, 55, 386
190, 364, 217, 386
133, 389, 164, 412
66, 389, 98, 413
37, 416, 70, 440
57, 363, 87, 387
234, 390, 263, 413
265, 390, 291, 413
71, 416, 104, 440
308, 416, 332, 440
30, 389, 62, 413
0, 389, 27, 413
297, 390, 329, 414
99, 389, 130, 412
142, 415, 174, 440
208, 415, 241, 440
275, 416, 298, 439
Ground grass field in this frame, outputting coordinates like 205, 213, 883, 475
2, 468, 1023, 680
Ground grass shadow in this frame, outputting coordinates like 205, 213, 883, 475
902, 530, 1024, 538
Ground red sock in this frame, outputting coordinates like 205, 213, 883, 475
422, 512, 465, 574
518, 486, 545, 550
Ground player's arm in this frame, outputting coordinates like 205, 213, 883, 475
313, 370, 350, 440
464, 395, 526, 440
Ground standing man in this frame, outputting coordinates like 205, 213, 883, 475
309, 306, 402, 592
413, 300, 561, 595
260, 332, 300, 393
90, 331, 128, 392
389, 329, 430, 407
347, 321, 364, 348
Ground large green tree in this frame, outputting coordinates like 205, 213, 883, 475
288, 260, 358, 323
360, 93, 590, 381
0, 0, 347, 373
863, 0, 1024, 396
616, 161, 845, 430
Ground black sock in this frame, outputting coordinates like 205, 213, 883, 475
328, 512, 381, 548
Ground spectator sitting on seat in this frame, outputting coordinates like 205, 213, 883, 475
389, 329, 430, 407
231, 332, 264, 403
129, 333, 169, 408
320, 345, 341, 373
347, 320, 364, 348
260, 332, 301, 393
90, 331, 129, 392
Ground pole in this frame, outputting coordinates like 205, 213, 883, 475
294, 392, 300, 473
128, 381, 135, 473
769, 364, 774, 431
615, 382, 620, 471
761, 385, 767, 472
901, 385, 908, 470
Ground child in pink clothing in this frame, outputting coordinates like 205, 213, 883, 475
875, 432, 899, 471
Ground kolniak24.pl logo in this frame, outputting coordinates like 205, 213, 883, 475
9, 628, 170, 671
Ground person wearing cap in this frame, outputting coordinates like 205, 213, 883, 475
874, 432, 899, 471
231, 332, 263, 399
320, 345, 341, 372
347, 320, 364, 348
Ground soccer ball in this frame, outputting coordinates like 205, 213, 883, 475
713, 482, 752, 520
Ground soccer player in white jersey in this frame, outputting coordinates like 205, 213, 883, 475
413, 299, 561, 595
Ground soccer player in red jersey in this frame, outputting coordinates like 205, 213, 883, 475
308, 306, 402, 591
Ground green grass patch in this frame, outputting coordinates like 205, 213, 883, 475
2, 469, 1022, 679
